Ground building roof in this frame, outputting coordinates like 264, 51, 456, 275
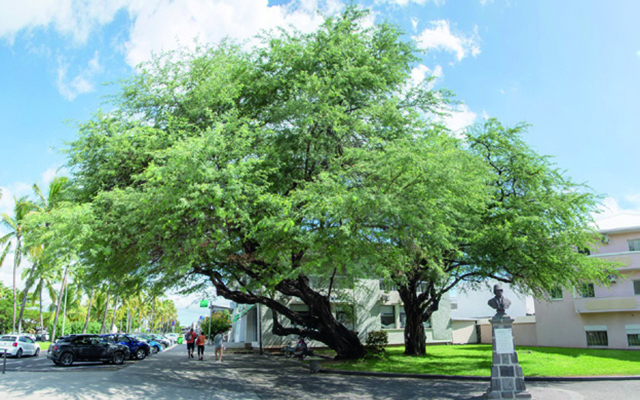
595, 213, 640, 234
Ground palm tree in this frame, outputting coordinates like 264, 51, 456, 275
82, 287, 95, 333
1, 196, 37, 333
31, 260, 59, 333
16, 178, 69, 333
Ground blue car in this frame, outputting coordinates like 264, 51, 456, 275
101, 334, 151, 360
131, 334, 163, 355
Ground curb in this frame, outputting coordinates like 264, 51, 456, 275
317, 368, 640, 382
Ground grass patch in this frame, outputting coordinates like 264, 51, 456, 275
38, 342, 51, 351
322, 345, 640, 377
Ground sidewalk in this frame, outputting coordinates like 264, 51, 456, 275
0, 346, 637, 399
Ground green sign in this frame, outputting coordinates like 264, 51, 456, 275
200, 299, 209, 308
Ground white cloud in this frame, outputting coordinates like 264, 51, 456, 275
0, 183, 32, 217
440, 103, 477, 135
378, 0, 445, 6
413, 20, 480, 62
123, 0, 342, 68
0, 0, 130, 44
56, 51, 103, 100
0, 1, 344, 69
40, 166, 69, 187
410, 18, 419, 32
410, 63, 443, 90
480, 0, 494, 5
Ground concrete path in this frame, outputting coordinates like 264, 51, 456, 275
0, 345, 638, 399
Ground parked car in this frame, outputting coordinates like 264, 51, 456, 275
131, 334, 163, 354
0, 334, 41, 358
164, 333, 179, 344
150, 334, 171, 349
101, 334, 150, 360
47, 334, 130, 366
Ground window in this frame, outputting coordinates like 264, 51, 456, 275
399, 311, 406, 328
577, 283, 595, 298
380, 305, 395, 329
586, 331, 608, 346
335, 306, 355, 330
628, 239, 640, 251
634, 280, 640, 296
626, 325, 640, 347
628, 334, 640, 346
549, 286, 563, 300
585, 326, 608, 346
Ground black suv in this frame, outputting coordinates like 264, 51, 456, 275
47, 334, 130, 366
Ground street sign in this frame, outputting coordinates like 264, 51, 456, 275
171, 320, 175, 326
200, 299, 209, 308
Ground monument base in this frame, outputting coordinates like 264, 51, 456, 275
484, 314, 533, 400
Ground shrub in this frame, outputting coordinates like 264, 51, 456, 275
365, 330, 388, 353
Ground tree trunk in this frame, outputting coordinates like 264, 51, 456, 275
83, 289, 94, 333
50, 265, 68, 341
148, 299, 155, 332
12, 241, 21, 334
398, 277, 440, 356
109, 297, 119, 333
39, 284, 44, 333
17, 263, 37, 334
210, 271, 367, 360
100, 291, 111, 334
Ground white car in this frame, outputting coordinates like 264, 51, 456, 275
0, 334, 41, 358
164, 333, 179, 344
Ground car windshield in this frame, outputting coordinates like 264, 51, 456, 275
0, 336, 16, 341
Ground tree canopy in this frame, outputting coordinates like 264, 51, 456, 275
59, 6, 615, 359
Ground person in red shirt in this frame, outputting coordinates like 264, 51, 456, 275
185, 328, 197, 359
196, 331, 207, 361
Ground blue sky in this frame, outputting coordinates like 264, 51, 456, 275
1, 0, 640, 324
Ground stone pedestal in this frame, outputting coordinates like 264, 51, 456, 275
485, 315, 532, 399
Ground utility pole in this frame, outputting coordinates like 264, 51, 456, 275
258, 303, 263, 355
207, 304, 213, 345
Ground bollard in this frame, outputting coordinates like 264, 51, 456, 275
309, 359, 320, 374
3, 349, 6, 374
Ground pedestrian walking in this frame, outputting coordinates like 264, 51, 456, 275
185, 328, 197, 359
214, 331, 225, 363
196, 331, 206, 361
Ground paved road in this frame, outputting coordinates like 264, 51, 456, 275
0, 345, 638, 399
1, 351, 131, 372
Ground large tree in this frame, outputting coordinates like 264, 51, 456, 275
332, 119, 618, 355
64, 7, 449, 359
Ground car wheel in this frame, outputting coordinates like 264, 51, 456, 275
111, 351, 125, 365
135, 348, 146, 360
284, 351, 292, 358
16, 348, 23, 358
59, 352, 74, 367
35, 348, 40, 357
151, 346, 159, 355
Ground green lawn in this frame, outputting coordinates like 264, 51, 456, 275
321, 345, 640, 377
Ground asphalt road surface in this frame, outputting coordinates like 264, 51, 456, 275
0, 345, 638, 399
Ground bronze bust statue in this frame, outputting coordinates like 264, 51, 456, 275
488, 284, 511, 314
